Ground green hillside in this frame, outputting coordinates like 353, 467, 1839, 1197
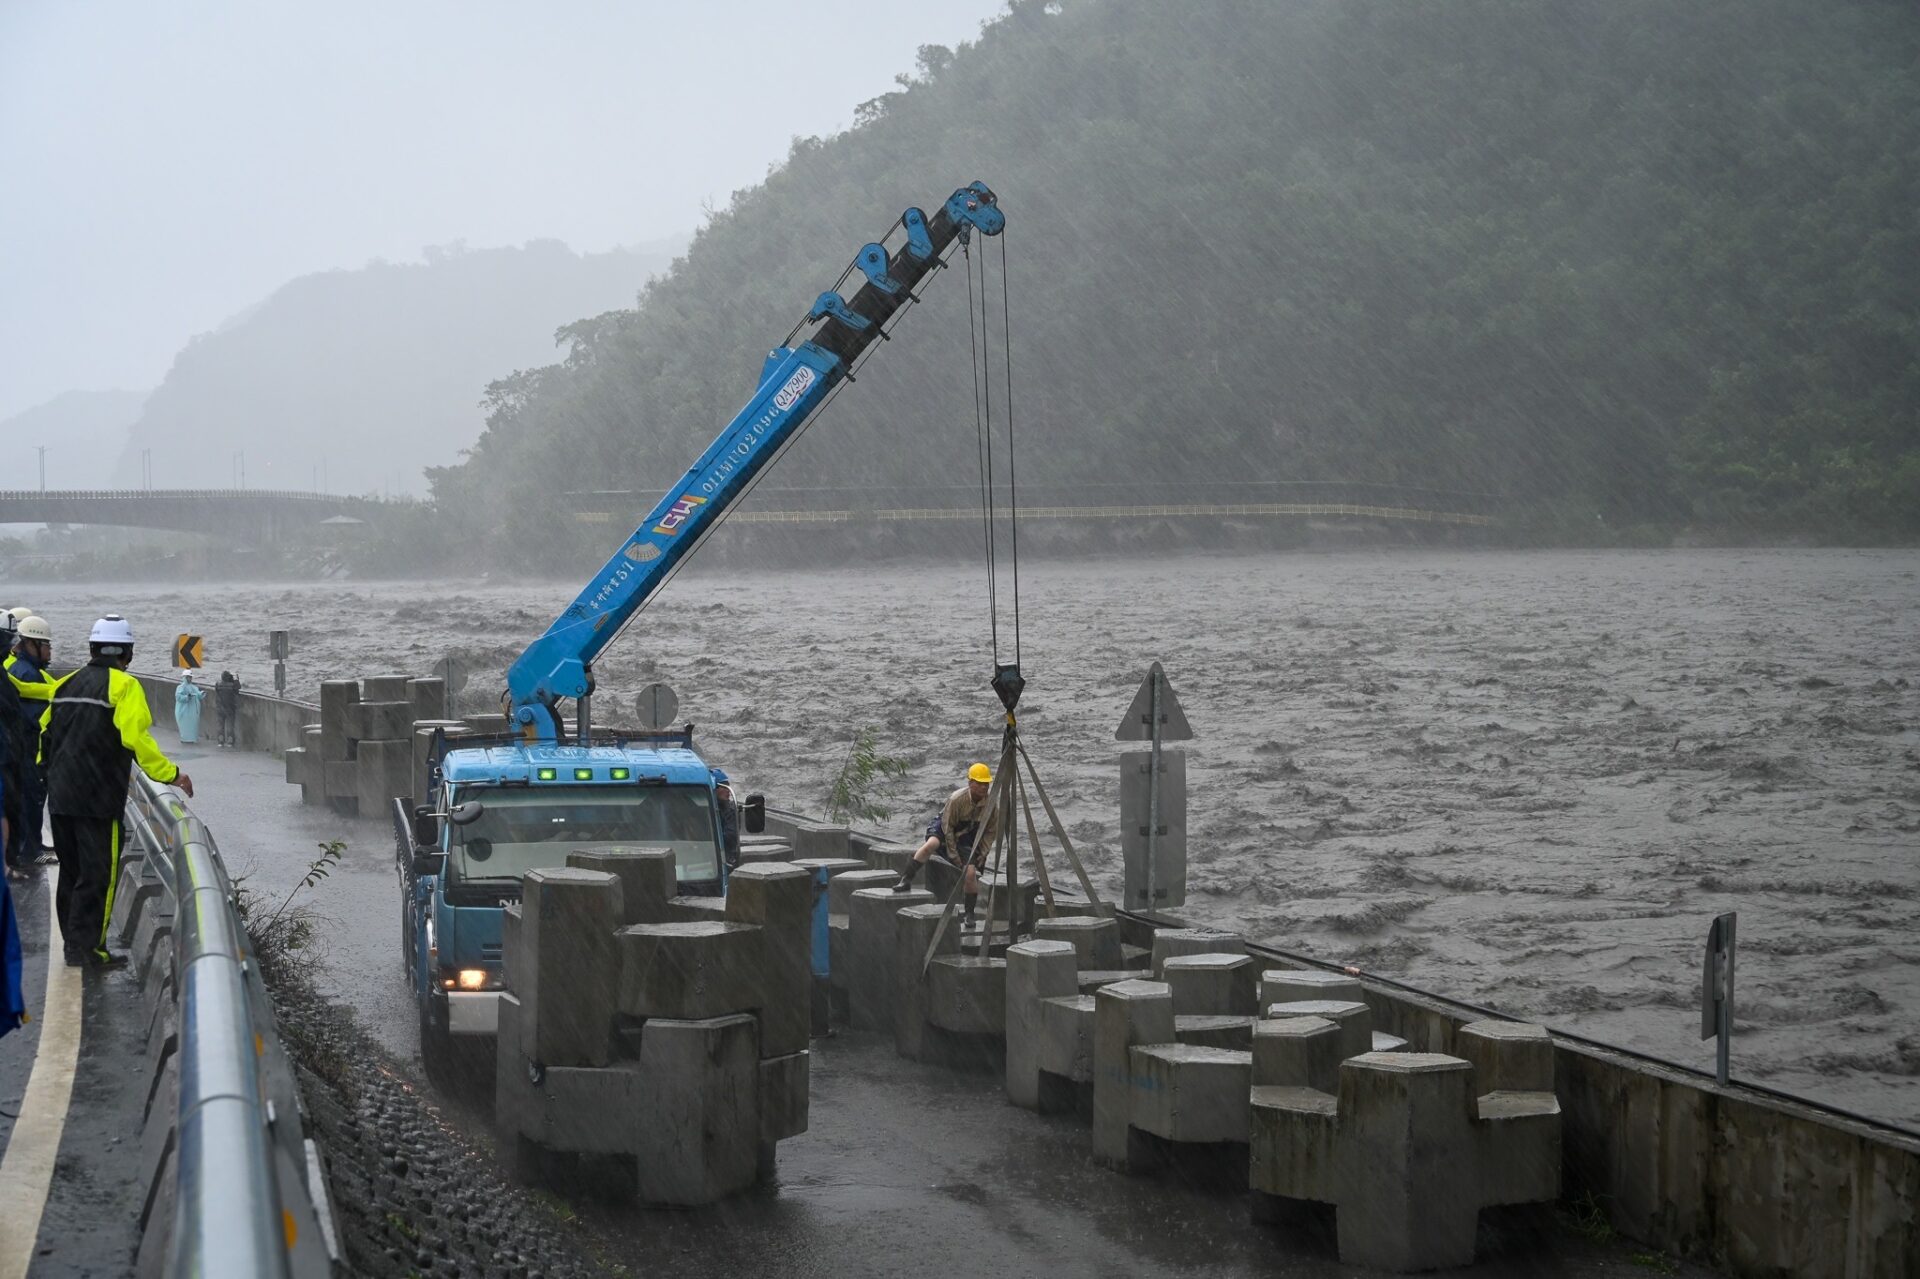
432, 0, 1920, 565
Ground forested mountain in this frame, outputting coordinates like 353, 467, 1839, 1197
109, 238, 680, 497
433, 0, 1919, 564
0, 390, 146, 490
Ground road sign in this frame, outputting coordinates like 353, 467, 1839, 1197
268, 629, 290, 660
1115, 662, 1193, 741
172, 634, 204, 669
1120, 749, 1187, 909
1702, 912, 1737, 1085
634, 682, 679, 730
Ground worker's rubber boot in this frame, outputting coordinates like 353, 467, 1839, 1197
893, 861, 922, 893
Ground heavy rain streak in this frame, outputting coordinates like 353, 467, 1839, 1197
1, 3, 1915, 1278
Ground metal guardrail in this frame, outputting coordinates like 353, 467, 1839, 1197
123, 772, 336, 1279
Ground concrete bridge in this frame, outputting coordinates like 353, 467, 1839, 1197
567, 480, 1506, 529
0, 488, 411, 544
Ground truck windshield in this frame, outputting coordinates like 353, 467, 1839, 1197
448, 785, 720, 885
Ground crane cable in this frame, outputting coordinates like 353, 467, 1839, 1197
966, 231, 1023, 673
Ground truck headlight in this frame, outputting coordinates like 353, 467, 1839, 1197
456, 968, 490, 991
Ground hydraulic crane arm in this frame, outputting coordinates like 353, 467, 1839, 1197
505, 182, 1006, 742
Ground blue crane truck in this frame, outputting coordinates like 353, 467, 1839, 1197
393, 182, 1006, 1083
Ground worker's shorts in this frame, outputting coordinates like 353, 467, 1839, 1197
925, 815, 984, 868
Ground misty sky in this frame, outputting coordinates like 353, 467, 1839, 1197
0, 0, 1008, 422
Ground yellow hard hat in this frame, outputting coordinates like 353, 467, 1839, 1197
967, 762, 992, 784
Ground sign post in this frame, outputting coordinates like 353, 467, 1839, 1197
634, 682, 679, 732
268, 629, 289, 695
1701, 912, 1737, 1086
1116, 661, 1193, 912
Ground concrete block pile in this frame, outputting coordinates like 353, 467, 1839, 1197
281, 672, 474, 814
1249, 1019, 1562, 1271
493, 852, 814, 1206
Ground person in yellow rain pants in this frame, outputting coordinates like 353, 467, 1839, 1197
43, 616, 194, 969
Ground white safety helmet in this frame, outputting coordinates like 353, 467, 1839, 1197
89, 614, 136, 651
5, 606, 30, 625
17, 616, 51, 643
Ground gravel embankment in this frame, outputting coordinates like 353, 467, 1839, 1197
267, 970, 616, 1279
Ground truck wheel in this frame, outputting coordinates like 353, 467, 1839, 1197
419, 996, 457, 1090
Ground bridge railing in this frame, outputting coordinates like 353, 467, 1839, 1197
0, 487, 419, 504
117, 772, 337, 1278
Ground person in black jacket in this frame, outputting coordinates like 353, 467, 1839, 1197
213, 671, 242, 748
43, 615, 194, 969
0, 614, 31, 883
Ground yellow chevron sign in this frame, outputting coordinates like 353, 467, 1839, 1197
172, 634, 204, 669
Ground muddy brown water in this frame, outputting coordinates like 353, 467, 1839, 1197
26, 547, 1920, 1128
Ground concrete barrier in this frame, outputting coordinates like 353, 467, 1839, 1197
130, 670, 318, 757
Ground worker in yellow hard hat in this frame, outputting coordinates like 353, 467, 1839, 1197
894, 761, 1000, 927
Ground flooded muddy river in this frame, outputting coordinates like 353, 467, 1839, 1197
26, 547, 1920, 1128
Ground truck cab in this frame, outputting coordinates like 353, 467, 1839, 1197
395, 736, 735, 1084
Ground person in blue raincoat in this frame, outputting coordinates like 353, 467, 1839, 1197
1, 731, 28, 1036
174, 673, 205, 745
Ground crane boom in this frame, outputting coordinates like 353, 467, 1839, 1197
505, 181, 1005, 741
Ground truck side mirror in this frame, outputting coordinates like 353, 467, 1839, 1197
743, 793, 765, 835
449, 801, 485, 826
410, 850, 445, 878
411, 805, 437, 847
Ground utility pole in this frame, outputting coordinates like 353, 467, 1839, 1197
36, 444, 46, 491
141, 448, 152, 490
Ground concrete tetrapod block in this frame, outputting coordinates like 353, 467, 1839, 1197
360, 673, 412, 702
894, 903, 958, 1060
759, 1050, 810, 1143
666, 895, 727, 923
569, 848, 678, 926
1038, 995, 1095, 1083
616, 922, 763, 1021
1093, 979, 1175, 1167
791, 857, 868, 881
1455, 1019, 1555, 1094
318, 680, 360, 761
1161, 953, 1258, 1015
1266, 999, 1371, 1063
411, 721, 469, 807
1149, 928, 1245, 978
1475, 1090, 1562, 1208
349, 701, 413, 743
1034, 915, 1124, 971
1173, 1015, 1255, 1050
407, 676, 446, 724
1258, 968, 1363, 1008
1253, 1016, 1344, 1092
864, 842, 920, 877
927, 956, 1006, 1037
725, 863, 813, 1057
1336, 1053, 1480, 1272
1249, 1084, 1339, 1206
634, 1015, 761, 1206
1006, 940, 1078, 1109
847, 886, 930, 1032
516, 867, 621, 1067
1128, 1043, 1253, 1144
354, 738, 411, 813
829, 868, 899, 918
788, 820, 852, 860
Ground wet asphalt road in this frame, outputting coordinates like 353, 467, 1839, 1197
1, 872, 154, 1277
